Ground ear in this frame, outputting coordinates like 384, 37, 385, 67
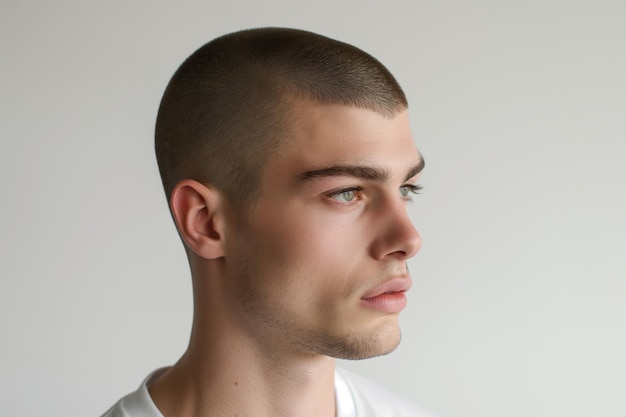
170, 179, 226, 260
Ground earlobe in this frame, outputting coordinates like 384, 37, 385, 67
170, 179, 226, 259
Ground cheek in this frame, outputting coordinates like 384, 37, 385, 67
269, 211, 362, 267
247, 202, 371, 294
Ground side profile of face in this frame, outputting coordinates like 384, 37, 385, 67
221, 101, 423, 360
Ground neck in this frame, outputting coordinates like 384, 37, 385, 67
149, 274, 337, 417
152, 356, 336, 417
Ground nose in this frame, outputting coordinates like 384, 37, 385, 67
369, 196, 422, 261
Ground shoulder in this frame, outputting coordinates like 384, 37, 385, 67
100, 369, 167, 417
100, 401, 128, 417
336, 368, 436, 417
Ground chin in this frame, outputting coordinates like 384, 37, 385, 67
314, 324, 402, 360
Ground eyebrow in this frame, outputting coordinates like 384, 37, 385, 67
297, 157, 425, 183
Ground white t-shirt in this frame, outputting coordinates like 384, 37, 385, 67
101, 368, 434, 417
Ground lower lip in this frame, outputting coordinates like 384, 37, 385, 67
361, 292, 407, 313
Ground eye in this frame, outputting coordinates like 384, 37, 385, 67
399, 184, 423, 199
326, 187, 363, 203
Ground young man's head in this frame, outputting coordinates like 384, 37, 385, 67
155, 28, 424, 360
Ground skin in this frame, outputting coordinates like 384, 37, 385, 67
150, 102, 424, 417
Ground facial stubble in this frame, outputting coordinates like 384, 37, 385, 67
230, 245, 403, 361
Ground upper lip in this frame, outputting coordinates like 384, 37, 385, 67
361, 276, 412, 299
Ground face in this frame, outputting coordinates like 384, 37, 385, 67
221, 102, 423, 360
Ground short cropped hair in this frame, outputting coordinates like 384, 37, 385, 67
155, 27, 408, 210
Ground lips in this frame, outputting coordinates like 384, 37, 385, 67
360, 277, 412, 313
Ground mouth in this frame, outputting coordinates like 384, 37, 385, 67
360, 277, 412, 313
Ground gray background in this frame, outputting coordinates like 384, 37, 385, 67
1, 1, 625, 416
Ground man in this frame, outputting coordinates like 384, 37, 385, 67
102, 27, 430, 417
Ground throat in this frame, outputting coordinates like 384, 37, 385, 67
150, 347, 338, 417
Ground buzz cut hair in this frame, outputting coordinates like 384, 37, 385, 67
155, 27, 408, 211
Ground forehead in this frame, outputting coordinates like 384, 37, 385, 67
272, 102, 420, 175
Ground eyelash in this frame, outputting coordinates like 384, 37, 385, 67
400, 184, 423, 202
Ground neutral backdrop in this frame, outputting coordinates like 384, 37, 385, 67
2, 1, 625, 417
